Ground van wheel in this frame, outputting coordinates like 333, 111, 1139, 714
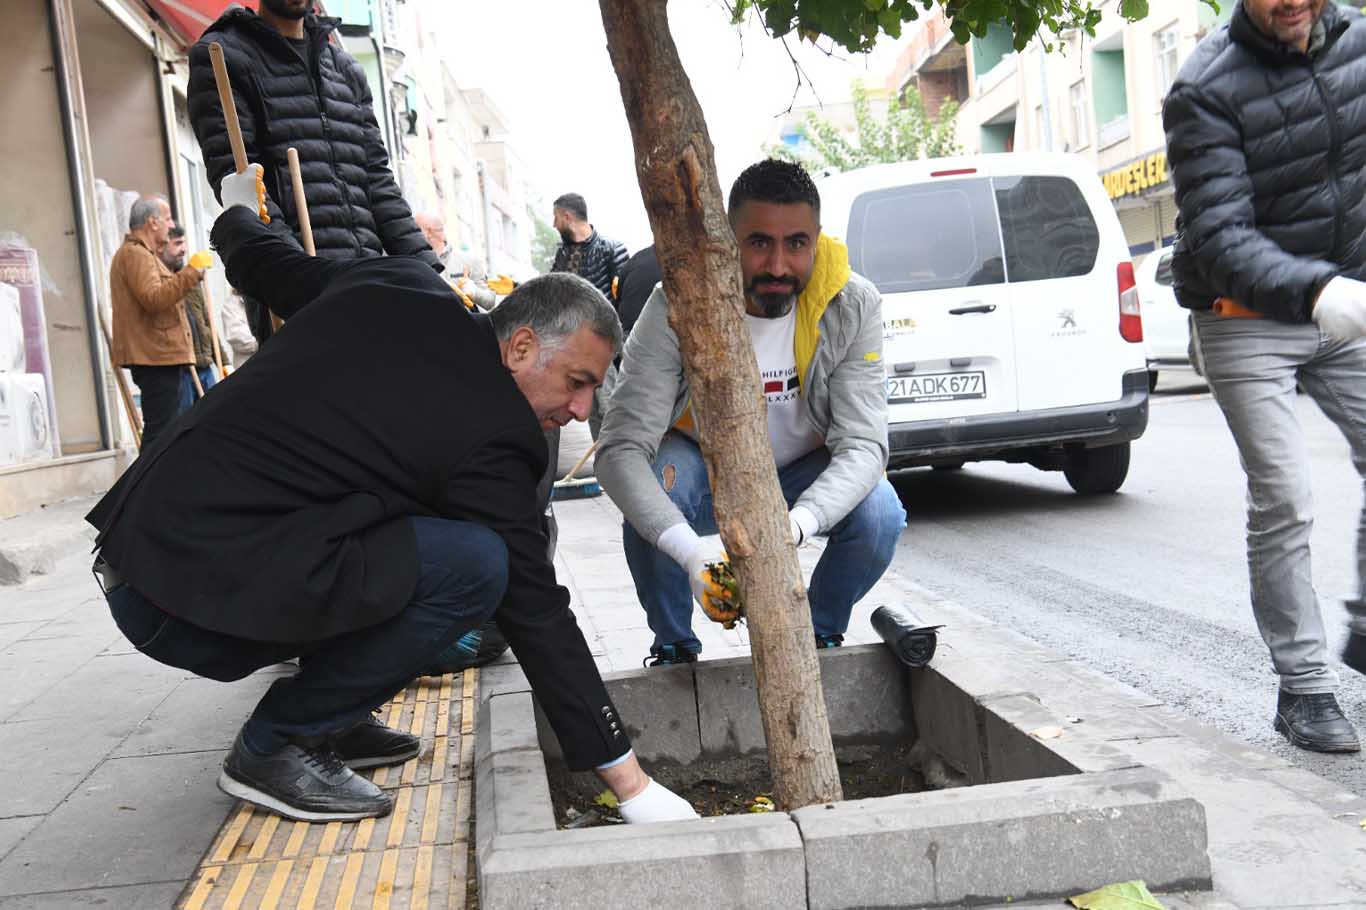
1063, 443, 1131, 495
1148, 370, 1159, 392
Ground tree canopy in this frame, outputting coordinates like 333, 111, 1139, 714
732, 0, 1160, 52
768, 81, 960, 171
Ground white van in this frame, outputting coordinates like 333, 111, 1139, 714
818, 153, 1149, 494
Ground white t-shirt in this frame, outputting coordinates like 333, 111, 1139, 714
747, 308, 826, 467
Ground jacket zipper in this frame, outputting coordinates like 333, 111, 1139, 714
308, 41, 360, 254
1310, 64, 1343, 259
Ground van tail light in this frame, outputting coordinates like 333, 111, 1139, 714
1118, 262, 1143, 343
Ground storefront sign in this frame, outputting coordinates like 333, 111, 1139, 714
1102, 152, 1168, 200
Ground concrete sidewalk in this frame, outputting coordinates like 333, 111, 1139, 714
0, 493, 1363, 908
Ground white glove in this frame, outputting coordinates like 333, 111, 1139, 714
1312, 276, 1366, 340
221, 164, 270, 221
789, 505, 820, 547
617, 778, 699, 824
657, 523, 726, 608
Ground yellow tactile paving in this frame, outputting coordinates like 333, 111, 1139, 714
178, 669, 478, 910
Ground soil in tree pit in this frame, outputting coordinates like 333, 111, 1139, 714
547, 742, 928, 828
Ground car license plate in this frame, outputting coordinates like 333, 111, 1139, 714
887, 371, 986, 403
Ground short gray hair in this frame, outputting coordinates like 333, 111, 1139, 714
129, 196, 167, 230
488, 272, 622, 355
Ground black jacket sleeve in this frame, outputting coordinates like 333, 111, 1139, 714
211, 207, 350, 321
439, 428, 628, 771
1164, 83, 1338, 321
341, 55, 442, 274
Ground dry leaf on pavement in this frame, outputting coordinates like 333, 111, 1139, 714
1068, 880, 1166, 909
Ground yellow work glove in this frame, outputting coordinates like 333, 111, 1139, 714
488, 274, 516, 295
658, 525, 744, 629
188, 250, 213, 270
220, 163, 271, 224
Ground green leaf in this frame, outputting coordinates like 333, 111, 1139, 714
1068, 881, 1167, 910
594, 789, 619, 809
1118, 0, 1149, 20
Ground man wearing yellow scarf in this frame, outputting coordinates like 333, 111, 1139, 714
596, 159, 906, 666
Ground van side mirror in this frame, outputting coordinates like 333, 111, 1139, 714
1155, 253, 1174, 286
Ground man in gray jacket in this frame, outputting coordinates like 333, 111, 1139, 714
596, 159, 906, 665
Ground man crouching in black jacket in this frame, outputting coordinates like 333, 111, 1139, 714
85, 171, 697, 825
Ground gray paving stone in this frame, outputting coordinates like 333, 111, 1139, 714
488, 692, 541, 755
794, 766, 1211, 910
0, 818, 39, 865
0, 634, 123, 721
0, 751, 232, 895
696, 645, 914, 757
0, 624, 42, 653
0, 718, 128, 816
0, 881, 184, 909
486, 746, 556, 839
480, 814, 805, 910
7, 652, 185, 732
109, 676, 274, 758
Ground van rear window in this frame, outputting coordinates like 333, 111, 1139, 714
847, 178, 1004, 294
847, 175, 1099, 293
993, 175, 1099, 283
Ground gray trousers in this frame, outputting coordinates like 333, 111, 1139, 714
1193, 311, 1366, 693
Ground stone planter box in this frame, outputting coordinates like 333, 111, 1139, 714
475, 645, 1212, 910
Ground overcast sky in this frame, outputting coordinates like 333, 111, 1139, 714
431, 1, 906, 252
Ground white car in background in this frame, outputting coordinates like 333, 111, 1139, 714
818, 153, 1150, 494
1134, 245, 1197, 389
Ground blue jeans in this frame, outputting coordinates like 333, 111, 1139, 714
104, 517, 508, 752
1193, 312, 1366, 692
622, 433, 906, 653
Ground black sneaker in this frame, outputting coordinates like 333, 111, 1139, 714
420, 622, 509, 677
218, 731, 393, 822
815, 633, 845, 649
330, 716, 420, 770
643, 643, 699, 667
1273, 690, 1361, 753
1343, 632, 1366, 676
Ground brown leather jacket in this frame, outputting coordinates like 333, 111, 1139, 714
109, 234, 200, 367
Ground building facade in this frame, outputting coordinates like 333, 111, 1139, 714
0, 0, 529, 517
885, 0, 1235, 259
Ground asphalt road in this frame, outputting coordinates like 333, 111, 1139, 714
888, 371, 1366, 797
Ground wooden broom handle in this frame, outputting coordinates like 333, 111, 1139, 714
287, 148, 316, 256
208, 43, 248, 175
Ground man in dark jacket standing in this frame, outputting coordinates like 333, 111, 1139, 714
85, 170, 697, 825
551, 193, 628, 299
187, 0, 439, 342
1165, 0, 1366, 753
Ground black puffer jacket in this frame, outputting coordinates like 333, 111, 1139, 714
1163, 1, 1366, 323
552, 230, 628, 299
187, 9, 439, 274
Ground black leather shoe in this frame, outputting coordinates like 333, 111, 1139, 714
218, 731, 393, 821
330, 716, 420, 770
1343, 632, 1366, 676
1274, 690, 1360, 753
420, 622, 509, 677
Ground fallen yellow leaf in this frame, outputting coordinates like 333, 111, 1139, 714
594, 789, 619, 809
1069, 880, 1166, 909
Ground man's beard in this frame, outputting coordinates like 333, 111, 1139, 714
260, 0, 310, 19
161, 253, 185, 271
746, 275, 800, 318
557, 228, 575, 244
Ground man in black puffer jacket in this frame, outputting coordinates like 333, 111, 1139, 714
187, 0, 440, 342
551, 193, 628, 300
1165, 0, 1366, 753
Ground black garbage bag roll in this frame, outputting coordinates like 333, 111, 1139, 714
870, 604, 943, 668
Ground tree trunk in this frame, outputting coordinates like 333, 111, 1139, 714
598, 0, 843, 811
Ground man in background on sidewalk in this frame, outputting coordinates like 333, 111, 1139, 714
1164, 0, 1366, 752
596, 159, 905, 666
158, 224, 219, 395
108, 196, 206, 446
188, 0, 439, 343
415, 212, 497, 310
551, 193, 627, 300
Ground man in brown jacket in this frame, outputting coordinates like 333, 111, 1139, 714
160, 224, 219, 394
110, 196, 206, 445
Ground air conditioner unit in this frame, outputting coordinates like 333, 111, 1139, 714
0, 374, 54, 462
0, 284, 25, 374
